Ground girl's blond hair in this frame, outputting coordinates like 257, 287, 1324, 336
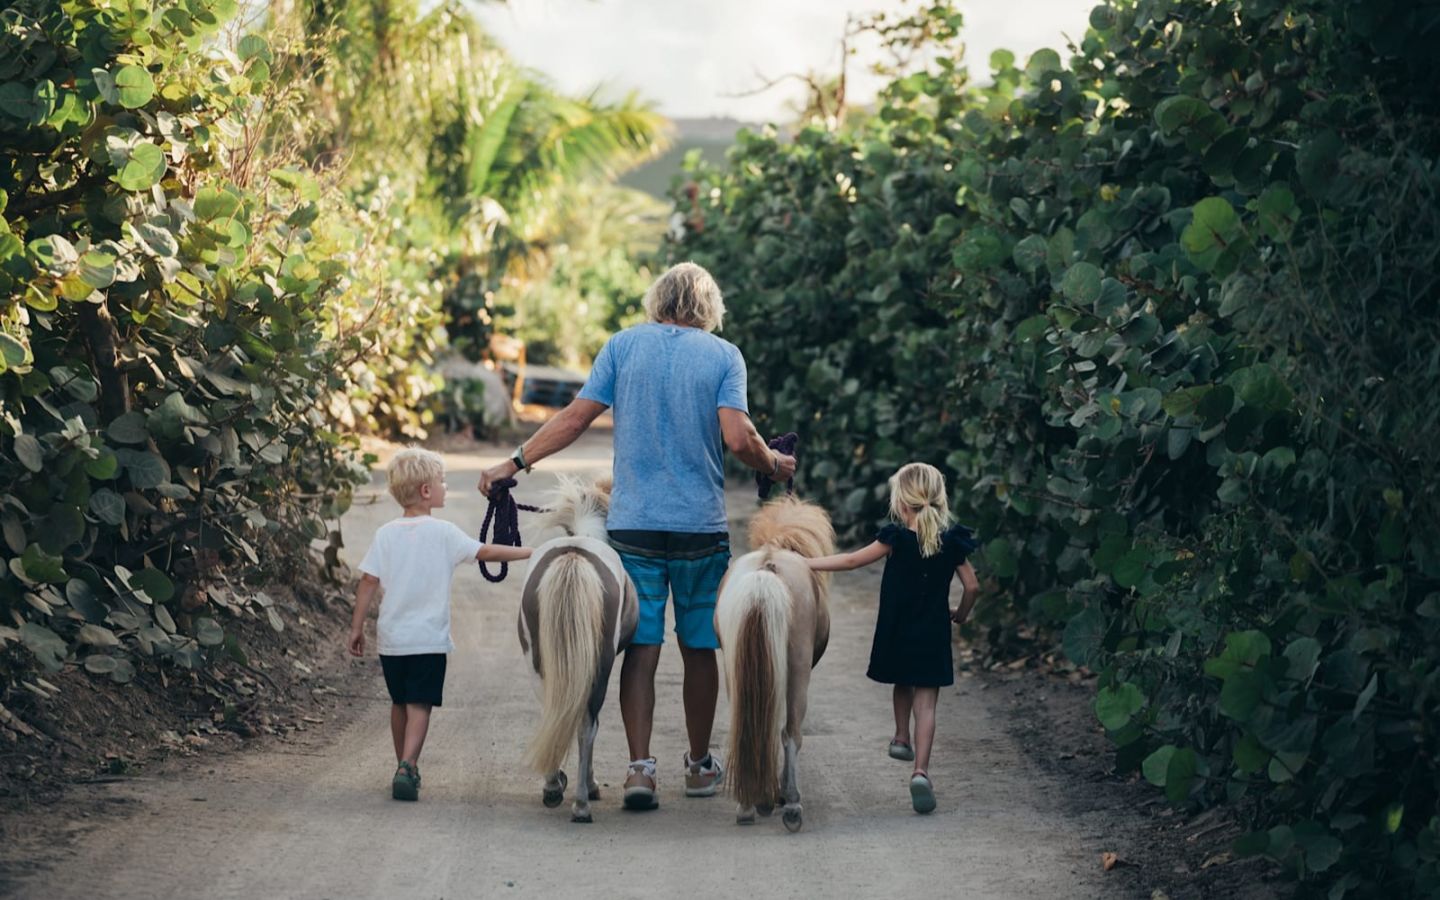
642, 262, 726, 332
387, 447, 445, 507
889, 462, 950, 558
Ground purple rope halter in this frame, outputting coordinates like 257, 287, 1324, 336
478, 478, 546, 583
756, 432, 798, 500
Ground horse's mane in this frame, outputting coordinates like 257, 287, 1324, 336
538, 473, 611, 542
747, 495, 835, 559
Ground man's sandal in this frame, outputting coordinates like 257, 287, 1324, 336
393, 761, 420, 802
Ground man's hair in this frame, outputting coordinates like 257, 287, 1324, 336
387, 447, 445, 507
642, 262, 726, 332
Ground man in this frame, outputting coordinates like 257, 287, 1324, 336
478, 261, 797, 810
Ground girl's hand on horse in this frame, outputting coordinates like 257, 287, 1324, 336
807, 541, 891, 572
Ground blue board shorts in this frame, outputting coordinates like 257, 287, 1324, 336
609, 530, 730, 649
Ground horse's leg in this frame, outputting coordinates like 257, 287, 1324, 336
781, 668, 810, 832
571, 713, 598, 823
780, 733, 803, 832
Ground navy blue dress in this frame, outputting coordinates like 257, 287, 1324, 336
866, 523, 979, 688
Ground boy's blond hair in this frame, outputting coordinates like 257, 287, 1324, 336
889, 462, 950, 558
387, 447, 445, 507
642, 262, 726, 332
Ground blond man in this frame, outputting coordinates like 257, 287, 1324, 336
479, 262, 796, 810
349, 448, 532, 801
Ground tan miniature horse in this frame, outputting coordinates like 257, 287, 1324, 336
518, 475, 637, 823
715, 496, 834, 832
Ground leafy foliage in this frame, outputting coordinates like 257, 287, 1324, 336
667, 0, 1440, 893
0, 0, 671, 698
282, 0, 671, 367
0, 0, 385, 685
501, 183, 665, 368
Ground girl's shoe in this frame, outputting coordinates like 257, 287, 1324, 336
909, 771, 936, 814
888, 739, 915, 761
392, 761, 420, 801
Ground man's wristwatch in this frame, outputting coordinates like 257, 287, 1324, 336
510, 445, 531, 474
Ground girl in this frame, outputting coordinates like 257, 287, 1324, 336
807, 462, 980, 813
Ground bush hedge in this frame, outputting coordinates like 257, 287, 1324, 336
667, 1, 1440, 893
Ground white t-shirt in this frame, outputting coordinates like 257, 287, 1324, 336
358, 516, 485, 655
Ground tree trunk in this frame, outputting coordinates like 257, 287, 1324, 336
77, 299, 130, 423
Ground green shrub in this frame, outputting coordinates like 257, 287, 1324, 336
667, 1, 1439, 893
0, 0, 419, 682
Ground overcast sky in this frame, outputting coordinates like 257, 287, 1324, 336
472, 0, 1098, 122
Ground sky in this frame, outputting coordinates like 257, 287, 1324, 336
472, 0, 1100, 123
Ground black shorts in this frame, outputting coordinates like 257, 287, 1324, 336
380, 654, 447, 707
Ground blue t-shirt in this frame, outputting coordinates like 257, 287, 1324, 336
577, 323, 748, 533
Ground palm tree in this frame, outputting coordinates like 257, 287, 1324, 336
274, 0, 671, 358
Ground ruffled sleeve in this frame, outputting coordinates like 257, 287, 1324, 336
875, 523, 906, 546
942, 524, 980, 564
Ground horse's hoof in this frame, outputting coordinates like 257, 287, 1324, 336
756, 802, 774, 817
736, 806, 756, 825
571, 810, 593, 824
588, 785, 601, 801
782, 806, 803, 832
542, 771, 568, 808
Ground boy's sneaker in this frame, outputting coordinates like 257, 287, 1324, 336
392, 761, 420, 801
623, 758, 659, 811
683, 752, 724, 797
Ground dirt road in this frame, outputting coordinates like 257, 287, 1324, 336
11, 431, 1111, 899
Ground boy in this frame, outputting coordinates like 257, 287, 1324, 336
348, 447, 532, 801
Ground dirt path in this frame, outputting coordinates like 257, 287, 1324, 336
10, 431, 1115, 899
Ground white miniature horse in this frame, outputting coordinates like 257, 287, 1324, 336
517, 475, 637, 823
715, 496, 834, 832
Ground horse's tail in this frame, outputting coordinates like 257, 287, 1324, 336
718, 566, 789, 810
525, 550, 604, 775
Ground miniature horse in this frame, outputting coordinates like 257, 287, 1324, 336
517, 475, 637, 823
715, 496, 834, 832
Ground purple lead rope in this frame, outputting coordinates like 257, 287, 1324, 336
756, 432, 799, 500
479, 478, 546, 583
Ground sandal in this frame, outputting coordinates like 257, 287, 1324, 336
909, 770, 936, 814
887, 739, 915, 761
392, 760, 420, 802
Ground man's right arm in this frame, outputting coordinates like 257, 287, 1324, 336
477, 398, 608, 496
719, 407, 797, 481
